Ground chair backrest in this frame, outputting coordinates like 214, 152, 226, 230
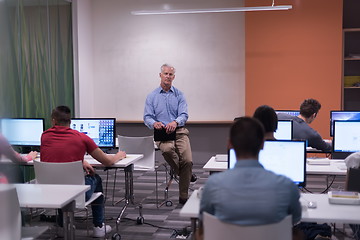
0, 185, 21, 240
346, 167, 360, 192
203, 212, 292, 240
118, 135, 155, 171
33, 160, 86, 208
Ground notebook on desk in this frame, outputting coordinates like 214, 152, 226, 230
154, 128, 176, 141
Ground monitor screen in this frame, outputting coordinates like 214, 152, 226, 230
0, 118, 44, 146
330, 111, 360, 136
70, 118, 116, 148
275, 110, 300, 117
274, 120, 293, 140
228, 140, 306, 187
333, 120, 360, 154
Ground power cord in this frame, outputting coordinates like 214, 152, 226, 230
121, 217, 192, 238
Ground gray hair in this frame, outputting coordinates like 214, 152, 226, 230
160, 63, 176, 73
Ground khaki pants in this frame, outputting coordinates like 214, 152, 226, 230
156, 127, 193, 199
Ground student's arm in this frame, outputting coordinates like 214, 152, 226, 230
89, 148, 126, 167
308, 131, 332, 152
83, 160, 95, 176
0, 134, 37, 163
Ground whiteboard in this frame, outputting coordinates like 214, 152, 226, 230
75, 0, 245, 121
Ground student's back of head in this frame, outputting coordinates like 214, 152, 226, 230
230, 117, 265, 159
253, 105, 278, 134
300, 98, 321, 118
51, 106, 71, 126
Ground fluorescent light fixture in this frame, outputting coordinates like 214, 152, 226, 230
131, 5, 292, 15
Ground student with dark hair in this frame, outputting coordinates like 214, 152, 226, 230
253, 105, 278, 140
41, 106, 126, 237
196, 117, 301, 239
277, 98, 331, 151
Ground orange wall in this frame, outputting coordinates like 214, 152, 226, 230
245, 0, 343, 139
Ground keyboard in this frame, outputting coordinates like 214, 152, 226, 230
307, 158, 330, 165
214, 154, 228, 162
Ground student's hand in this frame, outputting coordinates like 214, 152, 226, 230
165, 121, 177, 134
83, 160, 95, 176
26, 151, 38, 161
153, 122, 165, 130
115, 151, 126, 162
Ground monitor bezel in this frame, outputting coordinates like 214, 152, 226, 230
227, 139, 306, 188
70, 118, 116, 149
275, 110, 300, 117
330, 110, 360, 137
275, 120, 293, 140
0, 118, 45, 147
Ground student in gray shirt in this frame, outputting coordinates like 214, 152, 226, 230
277, 98, 331, 152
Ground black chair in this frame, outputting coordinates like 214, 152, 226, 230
346, 167, 360, 192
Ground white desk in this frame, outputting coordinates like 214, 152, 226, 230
180, 190, 360, 238
301, 193, 360, 224
8, 154, 144, 236
83, 154, 144, 233
203, 156, 347, 176
14, 183, 89, 240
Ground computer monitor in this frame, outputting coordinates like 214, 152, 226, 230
70, 118, 116, 148
275, 110, 300, 117
228, 140, 306, 187
330, 111, 360, 136
274, 120, 293, 140
0, 118, 44, 146
333, 120, 360, 159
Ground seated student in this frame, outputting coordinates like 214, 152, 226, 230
253, 105, 278, 140
196, 117, 301, 239
277, 98, 331, 152
0, 133, 37, 183
41, 106, 126, 238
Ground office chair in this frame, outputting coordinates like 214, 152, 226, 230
346, 167, 360, 192
0, 184, 48, 240
33, 160, 103, 236
203, 212, 292, 240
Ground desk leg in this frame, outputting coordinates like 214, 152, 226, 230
62, 200, 76, 240
124, 164, 134, 204
115, 164, 134, 234
190, 218, 197, 240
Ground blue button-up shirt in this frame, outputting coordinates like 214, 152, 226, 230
199, 159, 301, 225
144, 86, 189, 129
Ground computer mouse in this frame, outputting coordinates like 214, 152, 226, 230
308, 201, 317, 208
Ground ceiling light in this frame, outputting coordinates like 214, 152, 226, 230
131, 5, 292, 16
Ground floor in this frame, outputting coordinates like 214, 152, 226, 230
28, 161, 356, 240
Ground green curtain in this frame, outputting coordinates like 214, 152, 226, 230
0, 0, 74, 129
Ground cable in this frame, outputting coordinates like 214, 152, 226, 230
321, 175, 336, 194
121, 217, 191, 233
301, 187, 313, 193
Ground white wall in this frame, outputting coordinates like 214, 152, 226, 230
73, 0, 95, 117
74, 0, 245, 121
